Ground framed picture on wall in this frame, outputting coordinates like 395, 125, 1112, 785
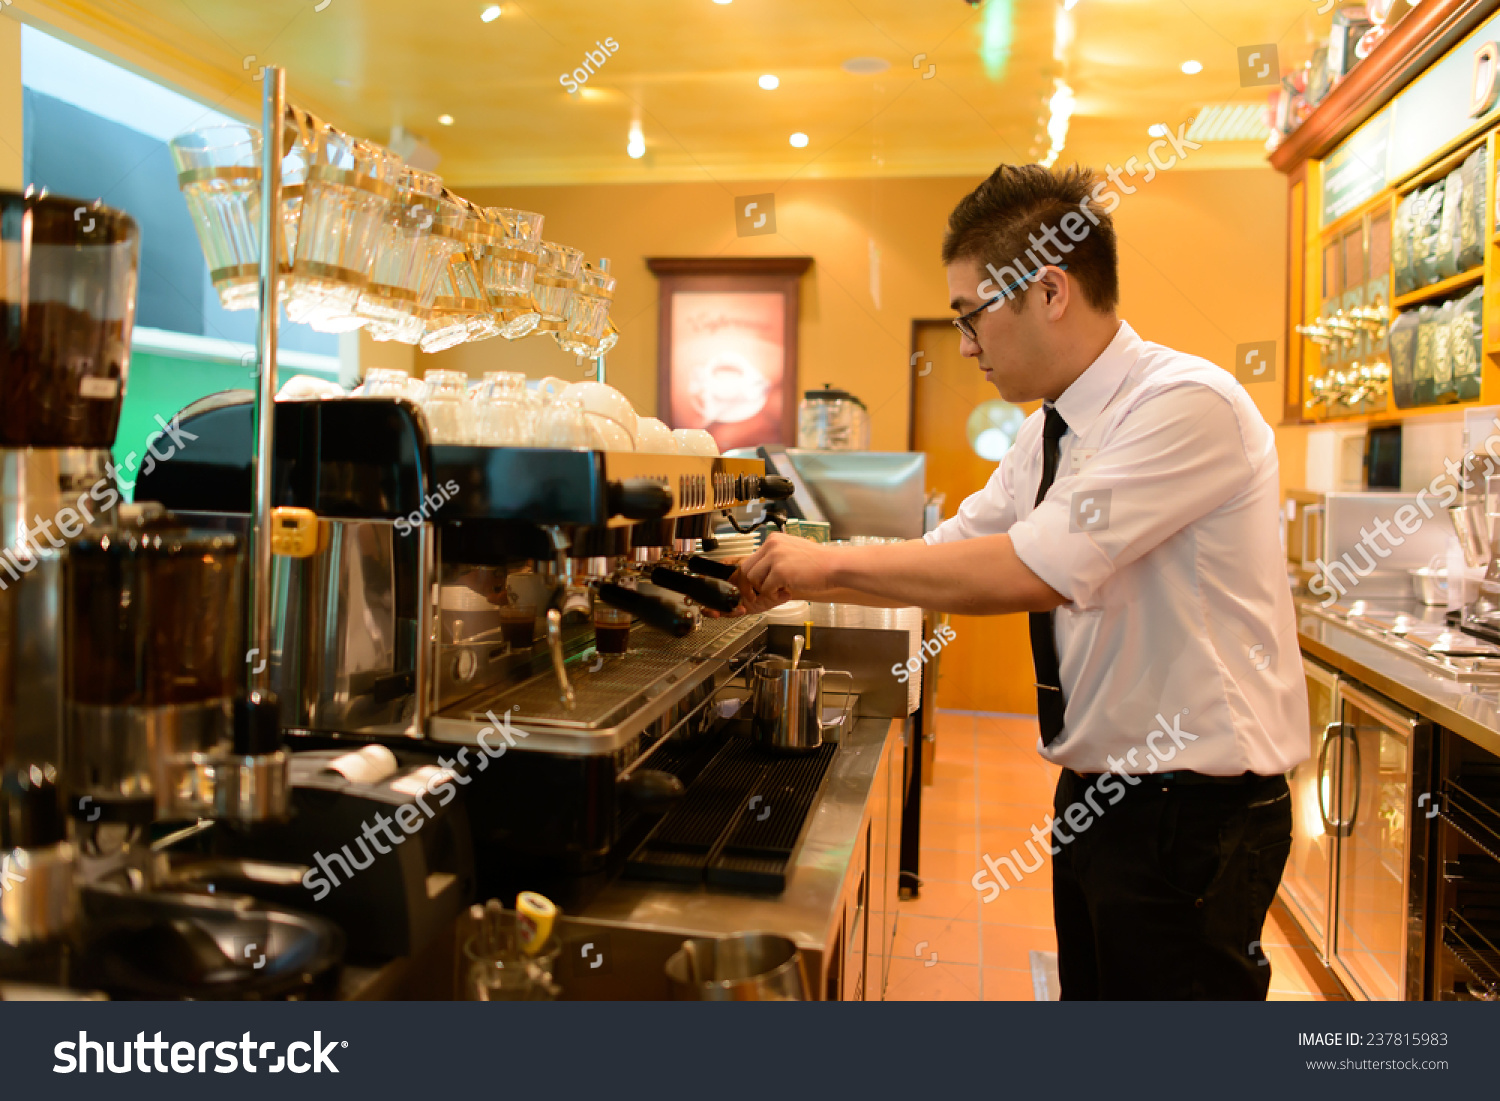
646, 256, 812, 453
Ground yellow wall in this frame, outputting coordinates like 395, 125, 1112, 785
0, 15, 21, 190
428, 168, 1290, 462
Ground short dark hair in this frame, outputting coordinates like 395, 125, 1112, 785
941, 163, 1119, 312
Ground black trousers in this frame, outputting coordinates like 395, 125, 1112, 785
1051, 767, 1292, 1000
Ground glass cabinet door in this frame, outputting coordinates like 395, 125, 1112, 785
1282, 658, 1340, 955
1331, 684, 1417, 1001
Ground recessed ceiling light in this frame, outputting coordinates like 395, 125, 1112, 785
480, 4, 501, 21
438, 114, 455, 126
627, 126, 645, 159
1148, 123, 1168, 138
713, 0, 732, 5
758, 74, 780, 90
841, 57, 890, 75
1181, 59, 1203, 74
789, 132, 809, 148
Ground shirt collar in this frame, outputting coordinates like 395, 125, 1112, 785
1048, 320, 1141, 438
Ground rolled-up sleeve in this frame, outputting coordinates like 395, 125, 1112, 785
1008, 383, 1254, 608
924, 456, 1019, 544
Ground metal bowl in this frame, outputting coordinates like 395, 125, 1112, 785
1408, 567, 1478, 606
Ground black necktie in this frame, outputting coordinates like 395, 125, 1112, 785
1030, 404, 1068, 746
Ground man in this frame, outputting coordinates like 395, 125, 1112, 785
733, 163, 1309, 1000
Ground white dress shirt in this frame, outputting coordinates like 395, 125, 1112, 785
925, 321, 1309, 776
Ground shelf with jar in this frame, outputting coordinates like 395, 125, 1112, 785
1298, 194, 1394, 419
1299, 128, 1497, 421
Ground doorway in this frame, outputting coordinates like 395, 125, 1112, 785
910, 320, 1039, 715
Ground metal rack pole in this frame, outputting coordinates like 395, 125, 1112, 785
250, 66, 285, 692
593, 257, 610, 385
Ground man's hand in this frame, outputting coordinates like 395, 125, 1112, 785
732, 533, 836, 611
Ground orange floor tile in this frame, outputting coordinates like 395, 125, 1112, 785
887, 709, 1347, 1002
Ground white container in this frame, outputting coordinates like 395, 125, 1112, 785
673, 428, 719, 457
587, 415, 635, 451
634, 417, 677, 453
561, 381, 638, 445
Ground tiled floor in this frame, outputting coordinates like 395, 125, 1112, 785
885, 710, 1346, 1001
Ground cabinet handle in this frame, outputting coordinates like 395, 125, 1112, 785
1317, 721, 1343, 835
1344, 725, 1363, 832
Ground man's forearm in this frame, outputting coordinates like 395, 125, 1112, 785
825, 534, 1064, 614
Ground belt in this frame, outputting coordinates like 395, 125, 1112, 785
1067, 768, 1267, 786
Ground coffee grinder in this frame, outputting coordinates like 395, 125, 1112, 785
0, 189, 137, 956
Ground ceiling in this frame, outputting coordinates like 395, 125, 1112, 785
22, 0, 1339, 187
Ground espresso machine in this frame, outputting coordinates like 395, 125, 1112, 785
132, 392, 795, 903
0, 188, 137, 960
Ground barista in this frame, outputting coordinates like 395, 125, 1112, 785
731, 164, 1309, 1000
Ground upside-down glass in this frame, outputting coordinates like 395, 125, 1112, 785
421, 370, 478, 444
532, 242, 584, 334
170, 123, 303, 312
419, 203, 498, 352
418, 264, 470, 354
558, 265, 616, 356
479, 207, 545, 340
459, 205, 504, 345
596, 317, 619, 356
357, 169, 461, 344
285, 117, 403, 331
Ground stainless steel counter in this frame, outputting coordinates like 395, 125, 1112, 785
547, 712, 904, 999
1297, 598, 1500, 758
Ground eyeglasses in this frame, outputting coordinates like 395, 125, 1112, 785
952, 263, 1069, 342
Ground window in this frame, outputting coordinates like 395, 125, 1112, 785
21, 28, 339, 491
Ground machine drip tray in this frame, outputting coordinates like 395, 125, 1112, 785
625, 729, 837, 894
